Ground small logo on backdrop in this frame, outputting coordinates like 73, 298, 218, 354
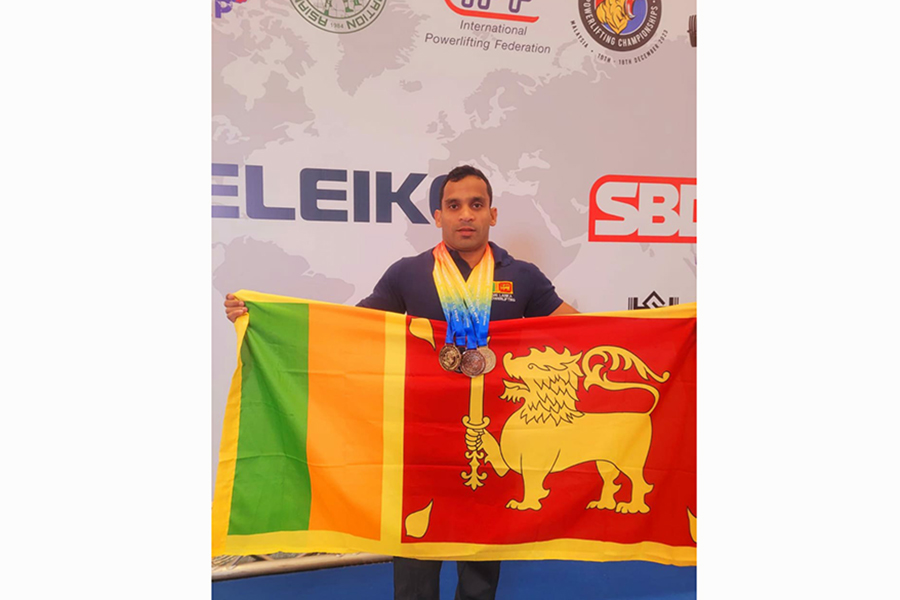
572, 0, 667, 66
589, 175, 696, 244
291, 0, 386, 34
445, 0, 540, 23
215, 0, 248, 19
579, 0, 661, 51
428, 1, 550, 53
628, 292, 679, 311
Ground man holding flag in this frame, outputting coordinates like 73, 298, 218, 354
224, 164, 578, 600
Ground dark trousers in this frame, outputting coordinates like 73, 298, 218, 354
393, 557, 501, 600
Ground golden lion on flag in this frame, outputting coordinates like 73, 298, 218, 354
468, 345, 669, 513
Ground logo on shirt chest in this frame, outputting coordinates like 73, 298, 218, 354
493, 281, 516, 303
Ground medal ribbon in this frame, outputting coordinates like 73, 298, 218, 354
432, 256, 474, 347
432, 242, 494, 349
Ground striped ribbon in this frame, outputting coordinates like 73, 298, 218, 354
432, 242, 494, 348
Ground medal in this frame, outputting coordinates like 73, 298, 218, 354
477, 346, 496, 374
460, 348, 486, 377
438, 343, 462, 372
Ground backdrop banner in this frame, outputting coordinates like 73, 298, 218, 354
212, 291, 696, 565
211, 0, 698, 494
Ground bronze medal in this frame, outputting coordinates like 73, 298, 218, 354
454, 346, 465, 372
477, 346, 496, 374
460, 348, 486, 377
439, 343, 462, 372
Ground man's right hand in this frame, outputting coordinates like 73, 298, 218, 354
224, 293, 248, 323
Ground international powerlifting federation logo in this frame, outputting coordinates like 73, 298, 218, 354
292, 0, 386, 34
578, 0, 661, 52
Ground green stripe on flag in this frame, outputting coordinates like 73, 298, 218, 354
228, 301, 311, 535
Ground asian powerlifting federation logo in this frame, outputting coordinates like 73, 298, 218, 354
578, 0, 661, 51
292, 0, 386, 34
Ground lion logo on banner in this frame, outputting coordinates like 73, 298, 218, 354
467, 346, 669, 512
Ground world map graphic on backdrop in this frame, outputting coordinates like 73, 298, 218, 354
212, 237, 356, 303
212, 0, 696, 490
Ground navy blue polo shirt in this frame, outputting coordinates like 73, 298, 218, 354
356, 242, 563, 321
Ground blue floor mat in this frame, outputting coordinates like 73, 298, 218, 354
213, 560, 696, 599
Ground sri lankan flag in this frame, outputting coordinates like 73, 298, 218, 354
212, 291, 696, 566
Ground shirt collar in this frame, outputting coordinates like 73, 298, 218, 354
445, 242, 508, 280
445, 242, 509, 267
488, 242, 512, 267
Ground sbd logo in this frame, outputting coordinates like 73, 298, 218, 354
589, 175, 696, 243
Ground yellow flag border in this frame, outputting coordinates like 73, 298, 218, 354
211, 308, 249, 556
216, 530, 695, 566
575, 302, 696, 319
230, 290, 696, 320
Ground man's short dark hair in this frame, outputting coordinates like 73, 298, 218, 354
439, 165, 493, 207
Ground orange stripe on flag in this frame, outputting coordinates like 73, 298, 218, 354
307, 304, 385, 540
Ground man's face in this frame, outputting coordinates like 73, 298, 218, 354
434, 176, 498, 253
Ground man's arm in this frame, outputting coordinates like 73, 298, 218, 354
356, 259, 406, 314
550, 301, 579, 316
523, 263, 578, 317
